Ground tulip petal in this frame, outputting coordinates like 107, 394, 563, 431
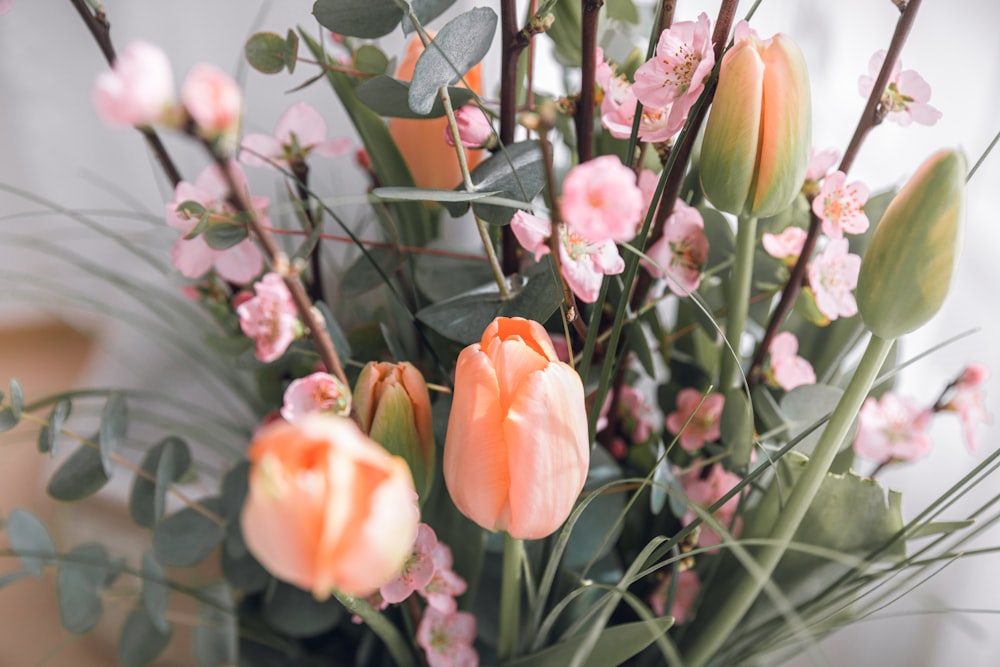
443, 347, 512, 532
503, 364, 589, 539
751, 34, 811, 217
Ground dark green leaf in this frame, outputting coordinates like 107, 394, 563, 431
6, 508, 55, 576
220, 461, 250, 522
99, 392, 127, 477
284, 30, 299, 74
312, 0, 403, 38
314, 301, 353, 361
408, 7, 498, 115
354, 44, 390, 76
447, 141, 545, 225
194, 583, 237, 667
48, 442, 111, 501
564, 447, 625, 569
203, 220, 249, 250
263, 581, 345, 637
355, 75, 476, 119
373, 186, 500, 203
57, 543, 111, 634
38, 398, 72, 456
413, 252, 495, 302
119, 608, 172, 667
222, 542, 271, 593
544, 0, 582, 66
141, 552, 170, 634
152, 498, 225, 568
505, 617, 674, 667
700, 206, 735, 273
130, 437, 192, 529
244, 32, 290, 74
0, 407, 17, 432
607, 0, 639, 23
721, 388, 753, 468
402, 0, 458, 33
340, 246, 402, 296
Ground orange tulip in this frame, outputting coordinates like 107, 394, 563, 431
240, 415, 418, 598
388, 35, 484, 191
443, 317, 590, 540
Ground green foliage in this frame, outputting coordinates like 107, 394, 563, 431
48, 441, 111, 501
194, 583, 238, 667
402, 0, 459, 33
244, 31, 299, 74
130, 436, 193, 528
312, 0, 403, 38
444, 140, 545, 225
408, 7, 498, 115
152, 498, 225, 568
354, 44, 390, 76
0, 378, 23, 432
98, 392, 127, 476
356, 75, 477, 119
57, 543, 113, 634
564, 447, 626, 569
6, 508, 55, 576
202, 218, 250, 250
507, 617, 675, 667
340, 246, 403, 296
38, 398, 71, 456
119, 608, 173, 667
263, 581, 345, 637
140, 552, 170, 634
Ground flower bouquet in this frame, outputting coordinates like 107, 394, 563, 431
0, 0, 996, 666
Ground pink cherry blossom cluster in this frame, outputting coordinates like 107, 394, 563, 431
597, 13, 715, 143
678, 463, 743, 550
281, 371, 352, 422
854, 364, 991, 467
93, 41, 242, 143
768, 332, 816, 391
236, 272, 302, 363
665, 388, 725, 452
371, 524, 477, 667
858, 50, 941, 127
641, 199, 710, 297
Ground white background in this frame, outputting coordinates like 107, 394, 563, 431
1, 1, 999, 665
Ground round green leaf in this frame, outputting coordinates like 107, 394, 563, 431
141, 552, 170, 634
194, 583, 237, 667
47, 443, 111, 502
312, 0, 403, 38
6, 508, 55, 576
130, 437, 192, 529
263, 581, 345, 637
99, 392, 128, 477
119, 608, 172, 667
38, 398, 72, 456
152, 499, 225, 568
57, 543, 111, 634
355, 75, 477, 119
244, 32, 288, 74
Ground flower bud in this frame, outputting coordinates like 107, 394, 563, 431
857, 149, 966, 338
355, 362, 435, 500
700, 24, 811, 217
443, 317, 590, 540
93, 41, 176, 128
181, 64, 242, 147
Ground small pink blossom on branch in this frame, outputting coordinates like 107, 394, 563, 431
237, 272, 301, 363
808, 238, 861, 321
858, 50, 942, 127
812, 170, 870, 238
805, 147, 840, 183
182, 63, 242, 144
443, 105, 495, 150
679, 463, 743, 549
281, 372, 351, 422
665, 388, 724, 451
942, 363, 991, 453
642, 200, 709, 296
240, 102, 352, 170
649, 569, 701, 623
380, 523, 438, 605
762, 226, 808, 265
768, 332, 816, 391
417, 608, 479, 667
93, 41, 176, 128
854, 393, 933, 463
560, 155, 644, 243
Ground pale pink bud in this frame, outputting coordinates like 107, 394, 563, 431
182, 64, 242, 141
443, 105, 494, 149
93, 41, 176, 127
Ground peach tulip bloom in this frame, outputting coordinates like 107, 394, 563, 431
443, 317, 590, 540
241, 415, 419, 599
388, 36, 483, 191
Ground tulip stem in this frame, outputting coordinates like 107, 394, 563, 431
498, 533, 524, 662
682, 333, 893, 667
719, 215, 757, 392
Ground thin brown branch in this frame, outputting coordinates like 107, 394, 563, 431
575, 0, 603, 163
500, 0, 532, 275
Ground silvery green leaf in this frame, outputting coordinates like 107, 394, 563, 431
6, 508, 55, 576
48, 442, 111, 501
99, 392, 127, 477
119, 608, 172, 667
312, 0, 403, 38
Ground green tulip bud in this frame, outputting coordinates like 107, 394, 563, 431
857, 149, 966, 339
700, 28, 811, 218
354, 361, 435, 501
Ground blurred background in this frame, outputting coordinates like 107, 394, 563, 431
1, 0, 998, 664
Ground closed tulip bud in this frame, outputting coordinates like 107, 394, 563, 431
443, 317, 590, 540
700, 23, 811, 218
354, 361, 435, 500
857, 149, 966, 339
241, 415, 419, 599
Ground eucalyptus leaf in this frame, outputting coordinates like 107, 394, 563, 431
447, 141, 545, 225
6, 508, 55, 576
402, 0, 458, 33
356, 75, 477, 119
194, 583, 238, 667
7, 378, 22, 421
220, 460, 250, 521
203, 221, 249, 250
564, 447, 625, 569
780, 384, 845, 456
244, 32, 291, 74
0, 407, 17, 432
506, 617, 674, 667
152, 498, 225, 568
408, 7, 497, 115
141, 552, 170, 634
38, 398, 72, 456
57, 543, 111, 634
373, 186, 500, 204
48, 441, 111, 501
263, 581, 345, 637
99, 392, 127, 477
340, 246, 402, 296
130, 437, 193, 529
119, 608, 172, 667
312, 0, 403, 38
413, 251, 495, 302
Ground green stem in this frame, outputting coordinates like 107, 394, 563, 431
683, 333, 894, 667
719, 215, 757, 391
498, 533, 523, 662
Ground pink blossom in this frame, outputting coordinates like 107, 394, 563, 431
418, 542, 468, 615
164, 162, 265, 284
769, 332, 816, 391
561, 155, 644, 243
807, 238, 861, 321
806, 147, 840, 182
618, 385, 657, 443
93, 41, 176, 127
638, 169, 660, 219
762, 226, 808, 264
182, 64, 242, 142
443, 105, 494, 149
281, 372, 351, 422
601, 77, 674, 144
380, 523, 438, 605
858, 50, 942, 127
417, 608, 479, 667
632, 13, 714, 136
679, 463, 742, 548
649, 569, 701, 623
665, 388, 724, 451
594, 47, 614, 91
854, 393, 933, 463
240, 102, 352, 170
237, 273, 300, 363
510, 212, 625, 303
642, 200, 708, 296
812, 170, 870, 238
944, 363, 991, 453
0, 0, 13, 15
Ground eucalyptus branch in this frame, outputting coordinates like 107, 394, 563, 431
68, 0, 183, 188
575, 0, 603, 163
747, 0, 923, 386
